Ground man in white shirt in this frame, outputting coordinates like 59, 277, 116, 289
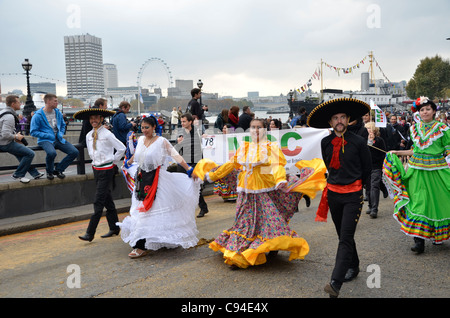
73, 108, 126, 242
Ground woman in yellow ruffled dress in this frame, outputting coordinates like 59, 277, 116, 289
193, 118, 327, 268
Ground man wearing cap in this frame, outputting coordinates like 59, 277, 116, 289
74, 108, 126, 242
307, 98, 372, 298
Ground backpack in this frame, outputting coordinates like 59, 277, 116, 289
0, 110, 19, 125
0, 110, 28, 145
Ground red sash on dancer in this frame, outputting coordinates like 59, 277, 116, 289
315, 179, 362, 222
138, 166, 161, 212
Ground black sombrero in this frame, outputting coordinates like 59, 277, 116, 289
73, 108, 116, 121
307, 98, 371, 128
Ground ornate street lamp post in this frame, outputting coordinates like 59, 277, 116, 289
22, 59, 36, 117
288, 89, 294, 118
197, 79, 203, 107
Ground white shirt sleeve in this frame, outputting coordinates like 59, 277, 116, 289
109, 131, 126, 164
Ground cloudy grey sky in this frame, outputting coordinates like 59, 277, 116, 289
1, 0, 449, 98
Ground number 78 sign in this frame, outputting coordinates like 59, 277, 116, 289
202, 128, 329, 169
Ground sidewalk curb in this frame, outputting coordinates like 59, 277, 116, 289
0, 184, 214, 237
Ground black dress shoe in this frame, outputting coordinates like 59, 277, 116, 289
381, 183, 389, 198
411, 237, 425, 254
101, 229, 120, 238
324, 280, 341, 298
53, 171, 66, 179
344, 267, 360, 282
78, 233, 94, 242
197, 209, 208, 218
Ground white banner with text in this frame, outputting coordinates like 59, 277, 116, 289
202, 128, 330, 174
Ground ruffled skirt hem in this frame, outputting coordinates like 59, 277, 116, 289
117, 169, 201, 250
209, 235, 309, 268
393, 208, 450, 243
383, 153, 450, 243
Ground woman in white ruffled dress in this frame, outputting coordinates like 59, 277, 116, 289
117, 116, 201, 258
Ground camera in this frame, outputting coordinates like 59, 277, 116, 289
20, 137, 28, 146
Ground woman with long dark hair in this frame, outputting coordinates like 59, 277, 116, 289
117, 116, 201, 258
214, 109, 229, 132
383, 96, 450, 253
193, 118, 327, 268
228, 106, 240, 130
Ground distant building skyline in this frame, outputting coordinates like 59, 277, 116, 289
64, 34, 104, 98
30, 82, 56, 95
103, 63, 118, 92
167, 79, 193, 99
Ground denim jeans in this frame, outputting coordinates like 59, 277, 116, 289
39, 140, 79, 174
0, 141, 40, 178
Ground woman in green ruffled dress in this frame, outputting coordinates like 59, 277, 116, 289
383, 97, 450, 253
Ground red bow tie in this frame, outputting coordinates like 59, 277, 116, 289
330, 136, 347, 169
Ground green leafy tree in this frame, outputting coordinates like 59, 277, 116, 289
406, 55, 450, 100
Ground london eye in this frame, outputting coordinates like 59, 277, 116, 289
136, 57, 174, 114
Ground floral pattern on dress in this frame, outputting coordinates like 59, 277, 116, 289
212, 166, 240, 200
213, 175, 303, 253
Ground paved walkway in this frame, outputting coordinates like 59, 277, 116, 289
0, 192, 448, 300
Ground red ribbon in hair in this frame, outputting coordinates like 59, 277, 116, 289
329, 136, 347, 169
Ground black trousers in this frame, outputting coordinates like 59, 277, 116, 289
367, 169, 382, 214
86, 167, 119, 235
327, 189, 363, 286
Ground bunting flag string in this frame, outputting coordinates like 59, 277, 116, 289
372, 56, 391, 83
322, 56, 368, 76
294, 53, 391, 94
0, 73, 66, 83
295, 55, 367, 93
295, 67, 321, 94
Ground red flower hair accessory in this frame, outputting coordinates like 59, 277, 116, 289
412, 96, 430, 112
416, 96, 429, 106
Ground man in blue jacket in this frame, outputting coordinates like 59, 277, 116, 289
30, 94, 79, 180
111, 101, 136, 145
